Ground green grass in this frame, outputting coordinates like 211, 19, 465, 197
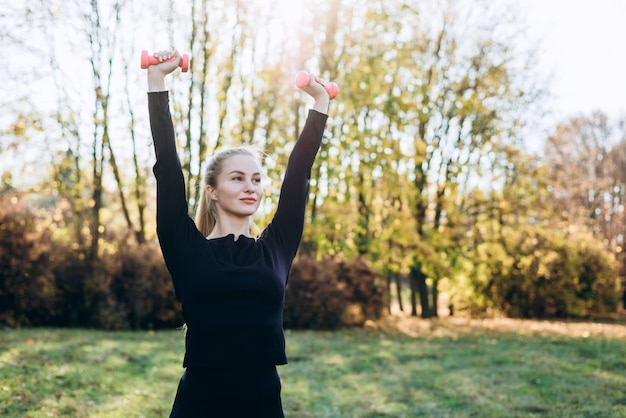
1, 323, 626, 417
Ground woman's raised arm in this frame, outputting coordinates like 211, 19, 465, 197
146, 50, 183, 92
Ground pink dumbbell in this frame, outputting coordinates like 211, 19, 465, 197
141, 50, 190, 72
295, 71, 338, 99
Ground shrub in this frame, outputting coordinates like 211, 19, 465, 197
467, 224, 620, 319
0, 192, 182, 330
98, 240, 181, 330
50, 245, 92, 327
0, 194, 58, 327
284, 255, 387, 330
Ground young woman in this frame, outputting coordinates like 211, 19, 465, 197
147, 50, 330, 417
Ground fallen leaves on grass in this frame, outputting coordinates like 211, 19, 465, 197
370, 313, 626, 339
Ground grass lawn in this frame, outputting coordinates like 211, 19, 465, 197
1, 316, 626, 417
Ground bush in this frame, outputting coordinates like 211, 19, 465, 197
98, 240, 181, 330
0, 192, 182, 330
284, 255, 387, 330
51, 238, 182, 331
0, 194, 58, 327
468, 225, 620, 319
50, 245, 92, 327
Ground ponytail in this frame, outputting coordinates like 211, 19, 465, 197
194, 186, 217, 237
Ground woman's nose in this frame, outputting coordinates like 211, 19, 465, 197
243, 179, 255, 192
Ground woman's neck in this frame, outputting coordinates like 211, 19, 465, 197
206, 217, 251, 240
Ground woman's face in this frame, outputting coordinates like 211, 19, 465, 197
208, 154, 263, 218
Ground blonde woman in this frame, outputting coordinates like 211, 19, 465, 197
147, 50, 330, 417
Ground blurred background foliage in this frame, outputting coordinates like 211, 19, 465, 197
1, 0, 624, 329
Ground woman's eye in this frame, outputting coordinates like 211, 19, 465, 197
253, 178, 261, 184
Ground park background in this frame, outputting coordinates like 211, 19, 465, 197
2, 0, 625, 328
2, 0, 626, 416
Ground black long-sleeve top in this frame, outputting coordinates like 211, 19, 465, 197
148, 91, 327, 368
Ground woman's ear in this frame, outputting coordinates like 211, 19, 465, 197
207, 184, 218, 201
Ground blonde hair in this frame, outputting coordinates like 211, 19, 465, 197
194, 146, 263, 237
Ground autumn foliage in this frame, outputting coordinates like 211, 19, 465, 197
0, 193, 182, 330
284, 255, 387, 330
2, 1, 625, 329
0, 193, 390, 330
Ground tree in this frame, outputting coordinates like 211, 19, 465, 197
391, 1, 541, 317
5, 0, 618, 327
545, 111, 626, 308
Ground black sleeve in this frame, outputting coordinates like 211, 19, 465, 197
263, 109, 328, 257
148, 92, 202, 296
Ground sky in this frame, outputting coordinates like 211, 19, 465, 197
524, 0, 626, 122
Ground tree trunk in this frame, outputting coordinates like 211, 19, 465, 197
395, 273, 404, 312
411, 263, 431, 318
356, 170, 370, 255
386, 272, 393, 314
431, 278, 439, 317
409, 271, 418, 316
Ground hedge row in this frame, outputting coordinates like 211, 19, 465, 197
0, 193, 387, 330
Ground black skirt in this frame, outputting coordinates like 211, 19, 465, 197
169, 366, 284, 418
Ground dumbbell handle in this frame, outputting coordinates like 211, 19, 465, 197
295, 71, 338, 99
141, 50, 190, 72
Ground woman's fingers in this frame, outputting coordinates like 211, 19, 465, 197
155, 50, 176, 61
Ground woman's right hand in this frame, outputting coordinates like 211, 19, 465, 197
147, 50, 182, 92
298, 74, 330, 115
